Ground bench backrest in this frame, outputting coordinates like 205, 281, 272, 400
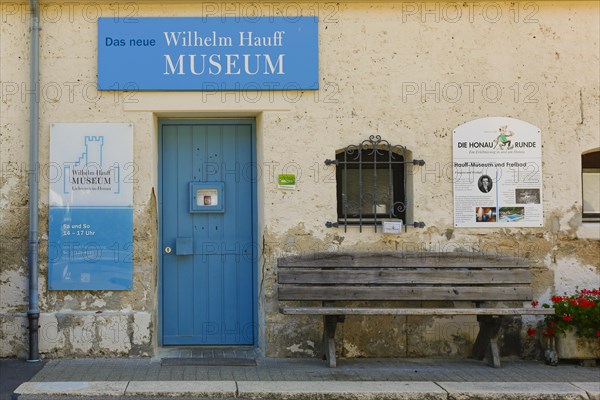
277, 253, 534, 302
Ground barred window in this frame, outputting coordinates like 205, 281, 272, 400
325, 135, 424, 232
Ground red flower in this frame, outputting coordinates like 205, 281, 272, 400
531, 301, 539, 307
544, 288, 599, 339
580, 289, 600, 297
580, 298, 594, 308
543, 328, 556, 337
527, 328, 537, 337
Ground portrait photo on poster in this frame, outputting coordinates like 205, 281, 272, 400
478, 175, 493, 193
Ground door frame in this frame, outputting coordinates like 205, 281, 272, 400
157, 118, 258, 346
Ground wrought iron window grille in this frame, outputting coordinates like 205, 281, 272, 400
325, 135, 426, 233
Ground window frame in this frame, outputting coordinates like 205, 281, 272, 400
582, 150, 600, 223
335, 147, 405, 224
325, 135, 424, 232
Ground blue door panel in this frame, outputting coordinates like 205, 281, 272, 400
177, 255, 194, 337
162, 126, 179, 338
162, 254, 178, 337
193, 254, 210, 337
161, 121, 255, 345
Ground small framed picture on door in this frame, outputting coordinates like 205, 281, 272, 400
189, 182, 224, 213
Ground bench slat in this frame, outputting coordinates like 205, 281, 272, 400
278, 253, 529, 269
278, 269, 531, 285
279, 307, 554, 316
278, 286, 533, 301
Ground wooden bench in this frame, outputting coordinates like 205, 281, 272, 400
277, 252, 553, 368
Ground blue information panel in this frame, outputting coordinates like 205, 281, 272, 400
49, 208, 133, 290
98, 17, 319, 91
49, 123, 133, 290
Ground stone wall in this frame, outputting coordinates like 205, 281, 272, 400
1, 1, 598, 358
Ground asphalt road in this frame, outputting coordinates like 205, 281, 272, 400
8, 397, 235, 400
0, 359, 46, 400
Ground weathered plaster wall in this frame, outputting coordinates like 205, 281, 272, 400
1, 0, 157, 357
1, 1, 599, 359
259, 0, 600, 358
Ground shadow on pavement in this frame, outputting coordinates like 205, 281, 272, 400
0, 359, 46, 400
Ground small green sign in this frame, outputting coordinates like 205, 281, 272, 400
278, 174, 296, 189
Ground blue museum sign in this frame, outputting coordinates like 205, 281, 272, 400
49, 207, 133, 290
98, 17, 319, 91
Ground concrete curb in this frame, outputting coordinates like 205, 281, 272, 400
126, 381, 237, 398
14, 381, 128, 396
13, 381, 600, 399
237, 381, 446, 399
571, 383, 600, 400
437, 382, 590, 400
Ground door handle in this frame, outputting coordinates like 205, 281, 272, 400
164, 246, 172, 254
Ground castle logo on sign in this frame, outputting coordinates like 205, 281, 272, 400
63, 136, 120, 194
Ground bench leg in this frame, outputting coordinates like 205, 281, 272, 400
322, 315, 341, 368
472, 316, 502, 368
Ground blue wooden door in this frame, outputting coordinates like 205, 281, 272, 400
160, 120, 256, 345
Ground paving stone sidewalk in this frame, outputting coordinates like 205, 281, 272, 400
30, 357, 600, 383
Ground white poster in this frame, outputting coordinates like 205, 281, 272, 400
49, 123, 133, 207
453, 117, 543, 228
